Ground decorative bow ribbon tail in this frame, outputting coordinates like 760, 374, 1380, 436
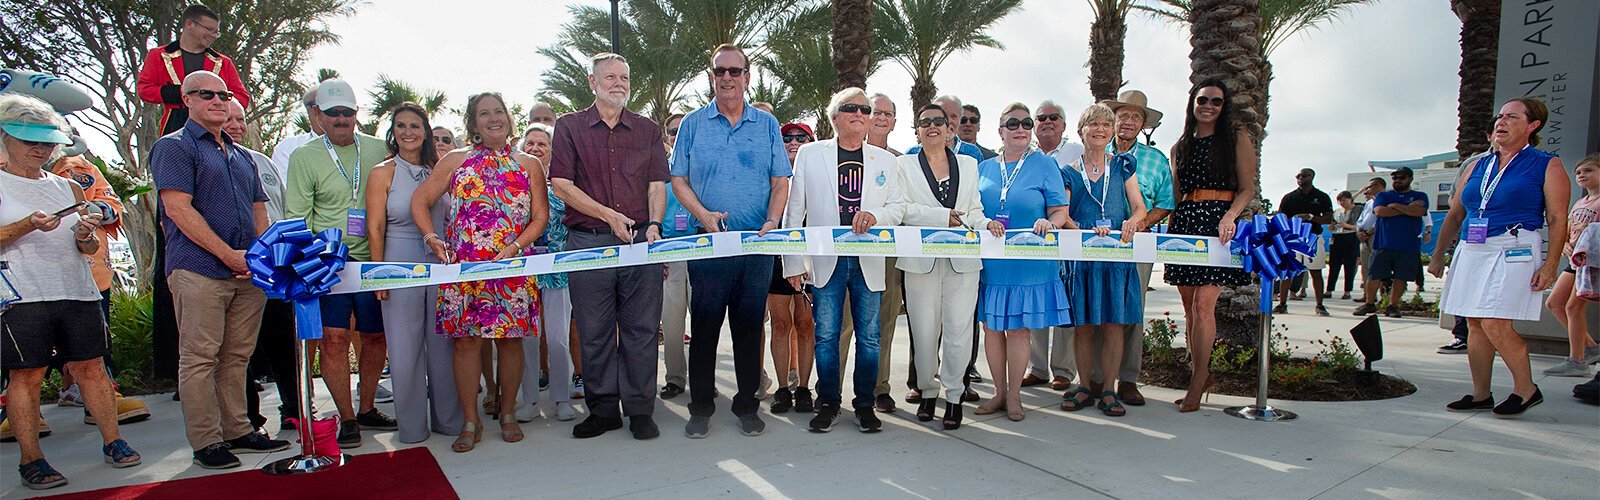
1231, 214, 1322, 313
246, 219, 349, 340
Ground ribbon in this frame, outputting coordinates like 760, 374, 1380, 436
246, 219, 349, 340
1229, 213, 1319, 313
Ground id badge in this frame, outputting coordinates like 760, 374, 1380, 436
1095, 219, 1113, 229
1504, 246, 1534, 263
674, 212, 689, 232
994, 212, 1010, 228
1465, 217, 1488, 244
347, 208, 367, 238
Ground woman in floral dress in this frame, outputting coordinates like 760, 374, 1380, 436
412, 92, 549, 451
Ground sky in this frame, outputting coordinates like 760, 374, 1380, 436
285, 0, 1461, 200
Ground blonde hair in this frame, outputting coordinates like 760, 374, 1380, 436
1077, 103, 1116, 131
999, 102, 1029, 120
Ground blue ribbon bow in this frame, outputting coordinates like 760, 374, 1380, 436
1230, 213, 1319, 313
246, 219, 349, 340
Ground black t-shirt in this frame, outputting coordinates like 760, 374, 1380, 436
838, 146, 864, 225
181, 50, 205, 78
1280, 187, 1333, 234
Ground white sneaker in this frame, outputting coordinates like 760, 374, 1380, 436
555, 402, 577, 421
515, 403, 539, 423
756, 371, 772, 400
1584, 344, 1600, 365
1543, 358, 1594, 377
57, 384, 84, 407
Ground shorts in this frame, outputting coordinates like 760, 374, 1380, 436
1302, 241, 1328, 271
1368, 249, 1420, 282
1, 300, 108, 369
319, 292, 384, 332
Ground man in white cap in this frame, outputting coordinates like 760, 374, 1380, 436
285, 78, 396, 448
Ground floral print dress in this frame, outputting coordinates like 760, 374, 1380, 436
437, 145, 540, 339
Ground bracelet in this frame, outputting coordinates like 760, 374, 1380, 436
425, 233, 441, 243
509, 241, 523, 251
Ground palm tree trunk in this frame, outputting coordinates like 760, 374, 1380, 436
813, 107, 836, 139
1452, 0, 1499, 160
1087, 10, 1128, 102
910, 76, 937, 114
831, 0, 872, 91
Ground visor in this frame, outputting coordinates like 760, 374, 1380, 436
0, 120, 72, 145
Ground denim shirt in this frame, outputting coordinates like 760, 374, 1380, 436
149, 119, 267, 278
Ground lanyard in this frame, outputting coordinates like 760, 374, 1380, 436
998, 148, 1034, 209
1476, 145, 1526, 212
1079, 155, 1113, 220
323, 136, 362, 200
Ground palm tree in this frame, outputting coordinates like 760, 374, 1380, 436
832, 0, 873, 90
760, 7, 874, 138
875, 0, 1023, 110
1086, 0, 1136, 102
359, 74, 447, 135
1451, 0, 1497, 160
748, 74, 805, 124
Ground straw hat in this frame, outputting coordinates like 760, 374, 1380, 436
1099, 90, 1163, 129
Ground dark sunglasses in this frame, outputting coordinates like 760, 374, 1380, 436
322, 107, 357, 118
1195, 96, 1225, 107
433, 135, 453, 143
916, 117, 949, 128
185, 89, 233, 101
783, 134, 812, 144
837, 103, 873, 115
666, 127, 679, 136
711, 66, 746, 77
1035, 113, 1062, 122
1001, 117, 1035, 131
15, 138, 54, 148
959, 117, 980, 125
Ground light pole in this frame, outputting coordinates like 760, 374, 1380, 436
609, 0, 621, 53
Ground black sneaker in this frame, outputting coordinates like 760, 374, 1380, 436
628, 416, 659, 440
1437, 338, 1468, 354
192, 442, 240, 469
225, 431, 290, 454
1353, 303, 1377, 315
809, 404, 840, 433
1315, 305, 1330, 316
793, 387, 815, 413
961, 388, 980, 402
1493, 388, 1543, 418
966, 368, 983, 384
854, 407, 882, 433
356, 408, 398, 431
336, 420, 361, 448
1273, 303, 1288, 314
737, 412, 766, 436
1445, 394, 1494, 412
1383, 306, 1403, 318
770, 388, 793, 413
539, 374, 550, 391
874, 393, 896, 413
660, 383, 685, 400
572, 415, 623, 439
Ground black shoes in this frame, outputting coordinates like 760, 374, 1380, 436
809, 404, 840, 433
916, 398, 937, 422
874, 393, 897, 413
1273, 303, 1288, 314
942, 403, 963, 430
572, 415, 624, 438
225, 431, 290, 454
854, 407, 882, 433
961, 388, 980, 402
660, 383, 685, 400
793, 387, 815, 413
336, 420, 361, 448
1493, 387, 1543, 418
356, 408, 398, 431
1575, 374, 1599, 404
193, 442, 240, 469
1446, 394, 1494, 412
1315, 305, 1330, 316
1353, 303, 1377, 315
629, 416, 659, 440
1383, 306, 1403, 318
771, 388, 794, 413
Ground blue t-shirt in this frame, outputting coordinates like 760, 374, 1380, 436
1372, 190, 1428, 252
1459, 146, 1552, 238
669, 103, 791, 231
978, 151, 1069, 286
1063, 153, 1138, 228
663, 179, 694, 238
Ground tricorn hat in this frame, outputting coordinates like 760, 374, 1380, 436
1099, 90, 1163, 130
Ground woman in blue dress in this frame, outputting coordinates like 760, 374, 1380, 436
975, 103, 1073, 422
1057, 104, 1147, 417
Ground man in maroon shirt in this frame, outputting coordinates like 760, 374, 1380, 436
548, 53, 670, 440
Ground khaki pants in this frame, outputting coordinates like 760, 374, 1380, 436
170, 269, 267, 450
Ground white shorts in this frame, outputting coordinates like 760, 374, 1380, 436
1441, 231, 1544, 321
1302, 241, 1329, 271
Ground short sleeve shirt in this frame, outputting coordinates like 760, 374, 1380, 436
1108, 141, 1174, 212
547, 106, 669, 231
1279, 187, 1333, 234
284, 133, 386, 261
669, 103, 791, 231
149, 119, 269, 278
1372, 190, 1428, 252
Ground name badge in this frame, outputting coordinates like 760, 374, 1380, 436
993, 212, 1010, 228
347, 208, 367, 238
674, 212, 688, 232
1095, 219, 1113, 229
1504, 246, 1534, 263
1465, 217, 1488, 244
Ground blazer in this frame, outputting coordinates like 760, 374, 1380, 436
893, 150, 990, 275
783, 138, 904, 291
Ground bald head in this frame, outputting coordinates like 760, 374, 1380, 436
180, 71, 232, 131
223, 99, 247, 140
181, 70, 224, 92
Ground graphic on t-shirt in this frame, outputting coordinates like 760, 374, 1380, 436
838, 158, 864, 224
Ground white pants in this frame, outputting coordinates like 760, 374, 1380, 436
523, 286, 572, 405
662, 261, 691, 387
1029, 327, 1076, 381
903, 259, 980, 402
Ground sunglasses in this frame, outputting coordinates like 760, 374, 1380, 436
433, 135, 453, 143
1001, 117, 1035, 131
837, 103, 873, 115
185, 89, 233, 101
959, 117, 980, 125
322, 107, 357, 118
666, 127, 679, 136
783, 134, 812, 144
1195, 96, 1225, 107
14, 138, 55, 148
916, 117, 949, 128
711, 66, 746, 77
1035, 113, 1062, 122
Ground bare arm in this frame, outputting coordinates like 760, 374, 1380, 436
1429, 163, 1476, 277
646, 180, 665, 242
551, 173, 634, 242
1535, 158, 1572, 290
413, 151, 463, 262
1221, 131, 1258, 241
1121, 175, 1148, 243
1393, 200, 1428, 217
365, 163, 394, 262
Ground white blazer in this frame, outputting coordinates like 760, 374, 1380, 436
894, 151, 990, 275
783, 139, 904, 291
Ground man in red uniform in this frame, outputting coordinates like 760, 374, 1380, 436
137, 4, 249, 135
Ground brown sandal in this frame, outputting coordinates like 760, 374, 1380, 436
452, 422, 482, 452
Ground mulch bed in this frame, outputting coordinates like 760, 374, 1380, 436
1142, 351, 1417, 402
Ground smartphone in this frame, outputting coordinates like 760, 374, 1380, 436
52, 201, 88, 217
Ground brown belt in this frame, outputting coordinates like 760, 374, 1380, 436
1183, 189, 1235, 203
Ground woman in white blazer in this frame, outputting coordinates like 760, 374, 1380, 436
782, 88, 905, 433
895, 104, 1006, 430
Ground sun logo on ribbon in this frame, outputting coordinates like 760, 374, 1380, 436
1044, 233, 1057, 242
412, 264, 427, 274
603, 248, 616, 256
1194, 240, 1207, 251
695, 237, 709, 245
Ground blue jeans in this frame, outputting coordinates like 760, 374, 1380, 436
811, 257, 882, 409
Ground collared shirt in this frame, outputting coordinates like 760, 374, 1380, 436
271, 131, 318, 182
670, 102, 791, 231
663, 179, 693, 238
285, 132, 386, 261
1043, 141, 1085, 172
243, 147, 286, 222
149, 119, 268, 279
1107, 140, 1174, 212
548, 105, 669, 231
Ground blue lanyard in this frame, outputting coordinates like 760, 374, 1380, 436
323, 136, 362, 200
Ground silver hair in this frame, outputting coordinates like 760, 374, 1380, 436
1037, 99, 1064, 114
522, 123, 555, 140
589, 52, 629, 76
869, 93, 895, 112
826, 87, 870, 118
932, 95, 962, 108
0, 94, 69, 165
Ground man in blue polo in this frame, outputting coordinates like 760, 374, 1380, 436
671, 43, 791, 438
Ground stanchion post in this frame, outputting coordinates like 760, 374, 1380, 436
1225, 307, 1298, 422
263, 337, 345, 474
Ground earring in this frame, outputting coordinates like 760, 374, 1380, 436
471, 133, 481, 144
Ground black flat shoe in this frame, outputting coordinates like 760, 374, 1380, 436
941, 403, 963, 430
1445, 394, 1493, 412
916, 398, 936, 422
1493, 387, 1543, 418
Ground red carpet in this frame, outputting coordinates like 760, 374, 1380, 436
44, 447, 457, 500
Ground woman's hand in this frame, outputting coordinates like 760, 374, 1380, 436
1218, 215, 1238, 242
1119, 219, 1140, 244
375, 290, 389, 301
426, 237, 454, 263
29, 211, 60, 232
1032, 218, 1054, 235
986, 220, 1005, 238
73, 213, 103, 239
948, 210, 965, 228
1427, 259, 1446, 279
1093, 225, 1111, 237
493, 242, 522, 261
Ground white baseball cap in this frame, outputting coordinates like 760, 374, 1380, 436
314, 79, 358, 111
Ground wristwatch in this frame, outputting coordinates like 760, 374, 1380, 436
642, 220, 663, 231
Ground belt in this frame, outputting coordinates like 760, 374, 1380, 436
570, 226, 612, 235
1183, 189, 1235, 203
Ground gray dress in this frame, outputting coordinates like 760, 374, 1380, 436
380, 156, 462, 442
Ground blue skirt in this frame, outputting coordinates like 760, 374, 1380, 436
978, 280, 1072, 331
1068, 261, 1142, 326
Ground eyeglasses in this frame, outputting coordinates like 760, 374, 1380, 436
1195, 96, 1225, 107
783, 134, 812, 144
837, 103, 872, 115
711, 66, 746, 77
959, 117, 980, 125
322, 107, 357, 118
871, 109, 895, 119
185, 89, 233, 101
433, 135, 453, 143
1001, 117, 1035, 131
666, 127, 679, 136
1035, 113, 1062, 122
916, 117, 949, 128
14, 138, 55, 148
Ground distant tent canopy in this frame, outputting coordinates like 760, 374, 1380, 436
1367, 152, 1461, 171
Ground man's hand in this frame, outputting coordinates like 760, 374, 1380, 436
375, 290, 389, 301
851, 212, 877, 234
73, 213, 103, 240
607, 210, 636, 243
222, 249, 250, 277
695, 210, 728, 233
758, 219, 778, 236
787, 272, 810, 292
29, 210, 60, 232
645, 224, 661, 243
948, 210, 965, 227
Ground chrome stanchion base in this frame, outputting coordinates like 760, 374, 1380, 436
263, 453, 349, 475
1225, 405, 1298, 421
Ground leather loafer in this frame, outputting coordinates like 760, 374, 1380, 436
1019, 374, 1047, 387
1118, 381, 1146, 406
572, 415, 623, 439
629, 416, 659, 440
